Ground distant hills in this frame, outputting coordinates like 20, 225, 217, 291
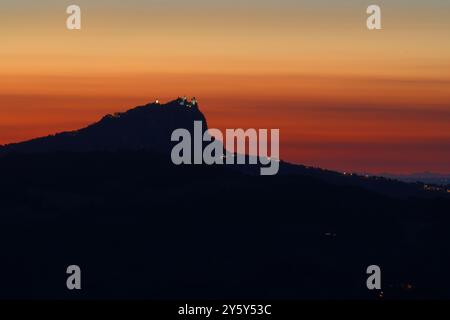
378, 172, 450, 186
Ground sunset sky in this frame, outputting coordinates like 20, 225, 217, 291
1, 0, 449, 173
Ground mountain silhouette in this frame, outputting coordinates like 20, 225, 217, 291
0, 97, 207, 155
1, 97, 445, 198
0, 98, 450, 300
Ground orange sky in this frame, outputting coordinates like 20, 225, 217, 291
1, 0, 450, 173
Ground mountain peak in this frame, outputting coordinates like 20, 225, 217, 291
141, 97, 198, 109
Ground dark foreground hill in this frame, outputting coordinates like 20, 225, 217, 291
0, 99, 449, 299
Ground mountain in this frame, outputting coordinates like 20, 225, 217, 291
378, 172, 450, 186
1, 98, 446, 198
0, 98, 450, 299
0, 97, 207, 155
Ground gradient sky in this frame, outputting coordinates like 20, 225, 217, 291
1, 0, 449, 173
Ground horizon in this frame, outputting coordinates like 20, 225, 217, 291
1, 0, 449, 174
